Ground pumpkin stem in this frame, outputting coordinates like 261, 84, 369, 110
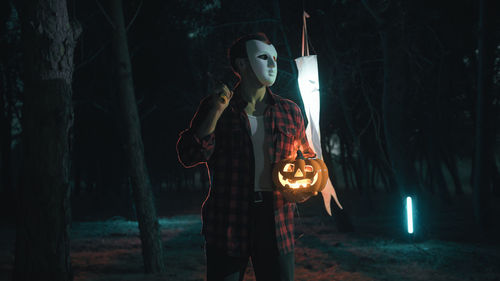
296, 150, 305, 160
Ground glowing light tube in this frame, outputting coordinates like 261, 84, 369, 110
406, 196, 414, 234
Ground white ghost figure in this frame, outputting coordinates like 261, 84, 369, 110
295, 55, 343, 215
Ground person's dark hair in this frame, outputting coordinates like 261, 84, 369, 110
228, 33, 271, 74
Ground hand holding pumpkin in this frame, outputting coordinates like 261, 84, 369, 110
280, 189, 316, 203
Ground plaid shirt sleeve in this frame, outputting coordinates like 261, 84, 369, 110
273, 97, 317, 255
176, 97, 216, 168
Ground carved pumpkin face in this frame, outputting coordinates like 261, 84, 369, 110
273, 150, 328, 202
278, 158, 319, 189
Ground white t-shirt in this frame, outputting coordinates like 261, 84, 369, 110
247, 114, 273, 192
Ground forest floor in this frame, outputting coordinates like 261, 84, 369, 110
1, 189, 500, 281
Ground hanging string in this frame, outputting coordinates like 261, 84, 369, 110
301, 11, 310, 57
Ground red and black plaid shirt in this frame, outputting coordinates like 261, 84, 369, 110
176, 88, 315, 257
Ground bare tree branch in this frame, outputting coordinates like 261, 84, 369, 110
76, 39, 110, 70
95, 0, 115, 29
126, 0, 143, 32
208, 18, 279, 30
361, 0, 383, 24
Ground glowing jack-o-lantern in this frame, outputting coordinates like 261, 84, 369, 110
273, 150, 328, 202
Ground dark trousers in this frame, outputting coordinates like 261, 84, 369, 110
206, 192, 294, 281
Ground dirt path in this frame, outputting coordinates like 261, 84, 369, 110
1, 192, 499, 280
64, 213, 500, 281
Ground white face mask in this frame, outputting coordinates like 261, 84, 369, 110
245, 40, 278, 86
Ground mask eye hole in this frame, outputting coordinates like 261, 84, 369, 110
284, 163, 295, 172
258, 54, 268, 60
305, 165, 313, 172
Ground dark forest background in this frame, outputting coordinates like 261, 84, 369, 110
1, 0, 499, 219
0, 0, 499, 277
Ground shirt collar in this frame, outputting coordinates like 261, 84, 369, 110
231, 86, 277, 111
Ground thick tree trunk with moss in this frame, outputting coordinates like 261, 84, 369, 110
109, 0, 165, 273
14, 0, 80, 280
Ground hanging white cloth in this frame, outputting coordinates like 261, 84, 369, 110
295, 11, 343, 215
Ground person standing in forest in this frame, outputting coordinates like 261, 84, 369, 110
176, 33, 316, 281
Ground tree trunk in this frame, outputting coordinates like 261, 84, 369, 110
442, 151, 464, 196
490, 157, 500, 196
340, 139, 351, 189
473, 0, 495, 234
14, 0, 80, 280
337, 80, 369, 191
425, 132, 451, 203
379, 18, 420, 198
271, 0, 297, 78
362, 0, 420, 198
0, 72, 12, 195
362, 0, 422, 237
0, 1, 15, 197
109, 0, 165, 273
